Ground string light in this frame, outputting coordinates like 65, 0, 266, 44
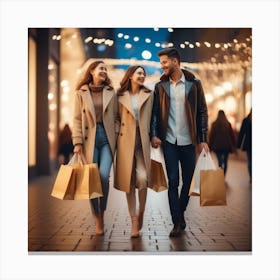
52, 28, 252, 65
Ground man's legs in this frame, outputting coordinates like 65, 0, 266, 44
178, 144, 196, 229
162, 141, 181, 236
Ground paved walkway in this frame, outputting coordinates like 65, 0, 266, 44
28, 154, 251, 253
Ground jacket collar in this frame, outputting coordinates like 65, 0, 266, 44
160, 68, 195, 82
159, 69, 194, 97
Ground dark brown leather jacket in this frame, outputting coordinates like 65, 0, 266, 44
150, 69, 208, 144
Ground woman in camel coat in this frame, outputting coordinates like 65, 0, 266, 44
115, 65, 153, 238
72, 59, 118, 235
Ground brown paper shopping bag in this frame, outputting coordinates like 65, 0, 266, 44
200, 168, 226, 206
51, 153, 103, 200
150, 160, 168, 192
74, 162, 103, 199
149, 147, 168, 192
51, 164, 76, 200
189, 149, 216, 196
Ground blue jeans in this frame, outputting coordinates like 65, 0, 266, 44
90, 124, 112, 214
162, 141, 196, 226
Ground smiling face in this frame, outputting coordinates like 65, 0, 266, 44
130, 67, 146, 87
90, 62, 108, 85
159, 55, 178, 76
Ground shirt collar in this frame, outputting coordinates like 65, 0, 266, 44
170, 73, 185, 85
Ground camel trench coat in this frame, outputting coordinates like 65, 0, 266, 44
72, 84, 119, 164
114, 88, 154, 193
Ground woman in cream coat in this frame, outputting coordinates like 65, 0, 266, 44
72, 59, 118, 235
115, 65, 153, 238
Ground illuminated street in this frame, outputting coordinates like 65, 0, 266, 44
28, 154, 251, 253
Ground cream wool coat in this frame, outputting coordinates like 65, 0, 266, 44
72, 84, 118, 164
114, 88, 154, 193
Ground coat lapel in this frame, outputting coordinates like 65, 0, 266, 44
118, 91, 135, 117
161, 81, 171, 97
138, 89, 151, 112
185, 80, 193, 97
103, 86, 114, 113
161, 74, 193, 97
80, 85, 96, 126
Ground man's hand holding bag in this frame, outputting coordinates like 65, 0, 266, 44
149, 147, 168, 192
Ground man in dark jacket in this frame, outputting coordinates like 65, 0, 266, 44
150, 48, 209, 237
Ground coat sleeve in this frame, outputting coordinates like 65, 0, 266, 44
72, 91, 84, 146
113, 92, 120, 136
229, 123, 237, 151
195, 79, 208, 143
237, 118, 247, 149
150, 83, 160, 139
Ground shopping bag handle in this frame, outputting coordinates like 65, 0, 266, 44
78, 153, 88, 164
203, 148, 216, 169
68, 153, 87, 166
201, 148, 207, 157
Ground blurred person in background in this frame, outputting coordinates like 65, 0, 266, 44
58, 123, 74, 165
237, 109, 252, 182
209, 110, 237, 175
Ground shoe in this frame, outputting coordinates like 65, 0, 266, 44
169, 225, 181, 237
138, 211, 144, 231
180, 213, 186, 230
131, 216, 139, 238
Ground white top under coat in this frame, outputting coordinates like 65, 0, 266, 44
130, 94, 139, 126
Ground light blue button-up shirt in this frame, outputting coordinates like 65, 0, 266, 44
166, 74, 192, 145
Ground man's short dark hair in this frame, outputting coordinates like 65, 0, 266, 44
157, 48, 181, 62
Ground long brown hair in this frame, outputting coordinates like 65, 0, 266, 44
75, 60, 112, 90
213, 110, 232, 130
117, 65, 147, 96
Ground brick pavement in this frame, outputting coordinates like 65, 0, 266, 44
28, 155, 251, 253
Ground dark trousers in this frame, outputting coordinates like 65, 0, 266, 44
162, 141, 196, 226
215, 151, 229, 174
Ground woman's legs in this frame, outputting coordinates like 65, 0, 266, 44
126, 185, 147, 237
126, 185, 137, 217
126, 185, 139, 238
137, 188, 147, 231
90, 124, 112, 235
215, 151, 229, 174
215, 151, 224, 169
126, 131, 148, 237
135, 134, 147, 231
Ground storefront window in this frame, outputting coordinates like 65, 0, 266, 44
48, 58, 58, 160
28, 37, 36, 166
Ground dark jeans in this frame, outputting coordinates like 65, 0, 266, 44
90, 124, 112, 214
162, 141, 196, 226
215, 151, 229, 175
